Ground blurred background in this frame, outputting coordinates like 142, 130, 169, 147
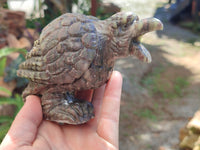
0, 0, 200, 150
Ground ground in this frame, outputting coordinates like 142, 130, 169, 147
107, 0, 200, 149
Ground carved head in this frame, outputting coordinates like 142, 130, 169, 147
107, 12, 163, 63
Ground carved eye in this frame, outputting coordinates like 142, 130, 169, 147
111, 22, 117, 29
121, 24, 129, 31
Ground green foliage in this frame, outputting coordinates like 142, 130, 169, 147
134, 108, 157, 121
0, 94, 23, 113
0, 1, 8, 8
0, 47, 27, 77
0, 123, 10, 142
0, 57, 7, 76
26, 0, 108, 30
0, 47, 28, 89
180, 21, 200, 35
4, 54, 29, 88
0, 87, 11, 97
26, 18, 42, 29
142, 67, 164, 89
0, 94, 23, 142
0, 47, 26, 142
186, 38, 198, 45
0, 47, 27, 58
26, 10, 62, 30
96, 7, 114, 20
26, 0, 61, 30
73, 0, 91, 14
174, 77, 189, 96
142, 67, 189, 99
26, 0, 90, 30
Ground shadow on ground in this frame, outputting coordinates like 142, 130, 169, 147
154, 3, 200, 44
116, 36, 200, 149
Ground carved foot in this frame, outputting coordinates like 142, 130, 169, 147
42, 92, 94, 125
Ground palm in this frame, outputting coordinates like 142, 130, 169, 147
34, 85, 118, 150
0, 71, 122, 150
36, 120, 114, 150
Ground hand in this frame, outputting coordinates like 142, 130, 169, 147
0, 71, 122, 150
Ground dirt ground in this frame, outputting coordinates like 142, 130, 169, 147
107, 0, 200, 149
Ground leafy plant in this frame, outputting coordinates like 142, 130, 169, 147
26, 0, 90, 30
142, 66, 189, 99
0, 87, 11, 97
0, 47, 28, 88
0, 57, 7, 77
73, 0, 91, 14
4, 54, 29, 88
174, 77, 189, 97
134, 108, 157, 121
179, 21, 200, 35
0, 92, 23, 142
0, 47, 27, 142
26, 0, 61, 31
0, 47, 27, 76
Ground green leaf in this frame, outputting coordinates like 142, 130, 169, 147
0, 116, 13, 124
0, 47, 27, 59
13, 94, 23, 113
0, 97, 18, 105
0, 57, 6, 76
0, 87, 12, 97
0, 95, 23, 116
0, 124, 10, 142
0, 47, 27, 76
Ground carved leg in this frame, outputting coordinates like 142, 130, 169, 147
42, 91, 94, 125
22, 82, 46, 101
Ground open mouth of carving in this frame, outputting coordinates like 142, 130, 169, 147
129, 18, 163, 63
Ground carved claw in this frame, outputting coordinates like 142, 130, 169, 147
42, 93, 94, 124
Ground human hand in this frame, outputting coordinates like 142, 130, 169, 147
0, 71, 122, 150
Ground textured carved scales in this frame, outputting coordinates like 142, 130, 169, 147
17, 12, 163, 124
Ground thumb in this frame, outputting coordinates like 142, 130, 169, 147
1, 95, 42, 148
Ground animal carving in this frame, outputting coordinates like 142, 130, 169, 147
17, 12, 163, 124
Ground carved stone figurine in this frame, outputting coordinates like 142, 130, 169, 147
17, 12, 163, 124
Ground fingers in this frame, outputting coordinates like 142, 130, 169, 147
88, 84, 105, 126
1, 95, 42, 148
97, 71, 122, 148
